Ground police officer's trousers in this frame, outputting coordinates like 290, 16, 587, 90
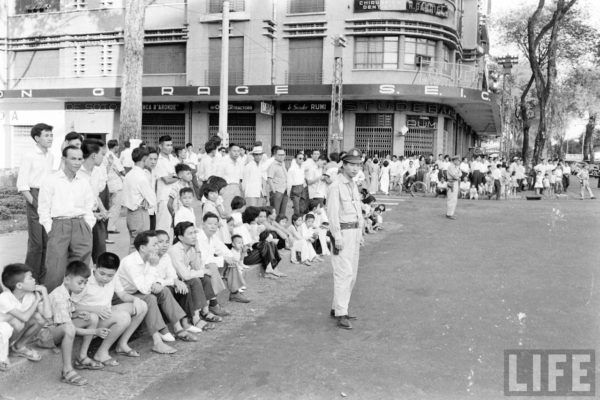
446, 184, 459, 216
331, 228, 361, 317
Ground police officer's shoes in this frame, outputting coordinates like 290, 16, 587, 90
337, 316, 352, 330
330, 309, 357, 320
446, 215, 456, 220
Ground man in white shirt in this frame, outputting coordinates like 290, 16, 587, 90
215, 143, 244, 214
114, 231, 196, 354
305, 154, 327, 206
242, 146, 266, 206
184, 142, 201, 198
77, 139, 108, 264
155, 135, 179, 233
119, 140, 134, 172
197, 141, 217, 194
144, 147, 159, 229
491, 163, 502, 200
390, 155, 403, 192
38, 145, 95, 292
288, 152, 308, 216
17, 123, 54, 281
106, 140, 125, 235
123, 147, 157, 252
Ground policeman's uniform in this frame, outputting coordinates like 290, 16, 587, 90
326, 148, 363, 326
446, 156, 461, 219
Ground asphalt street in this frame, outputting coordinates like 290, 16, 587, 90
1, 195, 599, 400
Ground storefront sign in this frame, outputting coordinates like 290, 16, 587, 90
344, 101, 456, 118
260, 102, 275, 116
208, 103, 254, 112
4, 85, 492, 104
354, 0, 380, 12
279, 102, 330, 112
406, 0, 449, 18
406, 115, 438, 129
65, 102, 185, 112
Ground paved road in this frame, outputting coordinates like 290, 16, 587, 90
1, 195, 599, 399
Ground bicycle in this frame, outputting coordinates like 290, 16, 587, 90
399, 180, 428, 197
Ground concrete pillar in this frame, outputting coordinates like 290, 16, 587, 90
435, 40, 444, 63
343, 111, 356, 151
399, 35, 406, 69
435, 115, 445, 155
394, 112, 407, 156
256, 111, 273, 150
191, 103, 210, 145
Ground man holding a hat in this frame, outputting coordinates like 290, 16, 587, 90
446, 156, 461, 220
326, 148, 364, 330
242, 145, 267, 206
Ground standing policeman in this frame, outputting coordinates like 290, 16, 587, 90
446, 155, 461, 220
326, 148, 363, 330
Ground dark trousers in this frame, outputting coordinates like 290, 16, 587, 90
149, 214, 156, 230
170, 277, 215, 318
244, 240, 281, 271
43, 218, 92, 292
135, 289, 186, 335
290, 185, 308, 216
311, 197, 325, 208
563, 175, 570, 191
494, 179, 501, 200
25, 188, 47, 282
92, 185, 110, 264
270, 191, 288, 220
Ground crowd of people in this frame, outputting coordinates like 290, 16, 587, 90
359, 153, 596, 200
0, 123, 388, 385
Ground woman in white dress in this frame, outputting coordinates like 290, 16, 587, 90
379, 160, 391, 195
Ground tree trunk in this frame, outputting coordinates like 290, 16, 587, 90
532, 98, 547, 164
119, 0, 145, 144
583, 114, 595, 162
519, 75, 534, 164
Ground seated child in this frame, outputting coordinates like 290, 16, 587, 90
429, 165, 440, 193
459, 176, 471, 199
71, 252, 148, 366
173, 187, 197, 226
0, 264, 51, 371
370, 205, 385, 231
262, 206, 289, 250
48, 261, 110, 373
168, 163, 194, 217
287, 214, 317, 265
303, 214, 324, 261
307, 199, 330, 256
225, 235, 249, 298
469, 183, 479, 200
202, 183, 230, 242
435, 178, 448, 197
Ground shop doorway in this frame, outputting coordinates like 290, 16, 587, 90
281, 113, 329, 163
142, 113, 186, 147
354, 113, 393, 158
208, 113, 256, 149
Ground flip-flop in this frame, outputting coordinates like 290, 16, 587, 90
115, 349, 140, 358
10, 346, 41, 362
151, 345, 177, 355
61, 370, 88, 386
74, 357, 104, 370
96, 357, 119, 367
175, 330, 198, 342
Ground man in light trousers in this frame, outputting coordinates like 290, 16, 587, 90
446, 156, 461, 220
326, 148, 364, 330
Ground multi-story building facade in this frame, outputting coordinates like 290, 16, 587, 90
0, 0, 499, 168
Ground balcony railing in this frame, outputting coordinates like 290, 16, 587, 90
207, 0, 245, 13
285, 71, 323, 85
205, 70, 245, 86
411, 61, 481, 89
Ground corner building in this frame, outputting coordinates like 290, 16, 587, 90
0, 0, 499, 168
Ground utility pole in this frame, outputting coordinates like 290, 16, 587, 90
496, 54, 518, 159
218, 0, 230, 145
330, 35, 346, 154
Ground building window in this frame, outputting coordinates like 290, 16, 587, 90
354, 36, 398, 69
15, 0, 60, 14
100, 44, 114, 75
404, 38, 436, 69
208, 37, 244, 85
288, 38, 323, 84
11, 50, 60, 78
143, 44, 186, 74
208, 0, 245, 13
289, 0, 325, 14
74, 46, 86, 76
209, 113, 256, 150
72, 0, 86, 9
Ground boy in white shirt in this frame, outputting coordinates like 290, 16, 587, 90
173, 187, 197, 226
307, 200, 330, 256
459, 176, 471, 199
168, 163, 194, 217
71, 252, 148, 365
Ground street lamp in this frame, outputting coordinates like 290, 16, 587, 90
496, 54, 518, 159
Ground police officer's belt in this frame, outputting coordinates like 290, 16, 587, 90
340, 222, 359, 230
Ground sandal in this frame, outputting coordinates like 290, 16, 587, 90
199, 311, 223, 323
10, 346, 41, 362
151, 343, 177, 355
115, 348, 140, 358
175, 330, 198, 342
0, 361, 10, 371
202, 322, 216, 331
95, 357, 119, 367
74, 357, 104, 370
61, 370, 88, 386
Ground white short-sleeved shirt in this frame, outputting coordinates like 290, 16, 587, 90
174, 206, 197, 226
155, 153, 178, 201
71, 274, 114, 308
0, 291, 36, 322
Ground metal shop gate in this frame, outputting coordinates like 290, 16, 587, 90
354, 113, 393, 158
209, 113, 256, 150
405, 128, 436, 157
281, 113, 329, 162
142, 113, 186, 147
